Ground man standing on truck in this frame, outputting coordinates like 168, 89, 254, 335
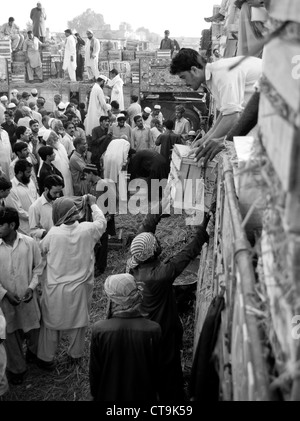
170, 48, 262, 165
85, 30, 100, 82
62, 29, 77, 83
30, 2, 47, 42
160, 30, 174, 55
23, 31, 47, 83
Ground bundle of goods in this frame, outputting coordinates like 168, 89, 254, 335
11, 62, 25, 83
135, 50, 156, 59
0, 40, 12, 81
122, 50, 135, 61
42, 51, 51, 80
156, 49, 172, 59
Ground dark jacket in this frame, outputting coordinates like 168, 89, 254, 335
38, 162, 63, 194
90, 126, 112, 165
129, 213, 209, 400
155, 130, 182, 162
89, 316, 162, 401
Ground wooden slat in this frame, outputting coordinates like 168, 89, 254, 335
259, 92, 296, 192
262, 38, 300, 113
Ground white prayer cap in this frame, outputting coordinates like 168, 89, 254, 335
31, 88, 38, 94
43, 129, 52, 142
154, 104, 161, 110
98, 75, 108, 83
7, 103, 16, 109
11, 89, 19, 94
57, 102, 66, 111
0, 95, 8, 102
144, 107, 151, 114
48, 118, 54, 127
188, 130, 196, 136
117, 113, 126, 120
86, 29, 93, 35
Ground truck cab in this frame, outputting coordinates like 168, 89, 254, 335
139, 58, 209, 131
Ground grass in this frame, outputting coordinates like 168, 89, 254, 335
2, 210, 196, 401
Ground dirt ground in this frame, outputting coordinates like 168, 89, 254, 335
2, 211, 196, 401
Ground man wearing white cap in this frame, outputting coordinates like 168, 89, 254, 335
7, 103, 16, 111
10, 89, 19, 101
186, 130, 197, 145
85, 30, 100, 81
142, 107, 152, 129
29, 88, 38, 107
106, 69, 124, 111
63, 30, 77, 83
0, 96, 8, 125
85, 76, 108, 137
152, 104, 164, 126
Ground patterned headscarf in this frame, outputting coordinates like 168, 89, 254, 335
52, 197, 80, 226
126, 232, 158, 272
104, 274, 142, 318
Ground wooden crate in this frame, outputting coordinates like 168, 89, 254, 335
259, 36, 300, 192
169, 144, 218, 223
122, 50, 135, 61
156, 49, 172, 59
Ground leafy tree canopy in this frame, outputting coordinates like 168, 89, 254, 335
68, 9, 105, 35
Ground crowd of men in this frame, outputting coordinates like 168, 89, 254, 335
0, 2, 264, 397
0, 70, 210, 400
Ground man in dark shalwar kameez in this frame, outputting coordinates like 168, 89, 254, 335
89, 274, 162, 401
126, 205, 211, 400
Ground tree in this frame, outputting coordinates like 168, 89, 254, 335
120, 22, 132, 32
68, 9, 105, 35
136, 27, 150, 38
102, 41, 114, 66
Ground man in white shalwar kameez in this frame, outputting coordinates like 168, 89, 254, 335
107, 69, 124, 111
42, 130, 74, 197
103, 136, 130, 202
85, 76, 108, 136
62, 29, 77, 83
37, 195, 106, 364
84, 30, 100, 81
0, 128, 13, 180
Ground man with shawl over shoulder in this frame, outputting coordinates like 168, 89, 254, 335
30, 3, 47, 42
89, 273, 162, 401
36, 195, 106, 368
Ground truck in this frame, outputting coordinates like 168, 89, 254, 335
139, 58, 210, 131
